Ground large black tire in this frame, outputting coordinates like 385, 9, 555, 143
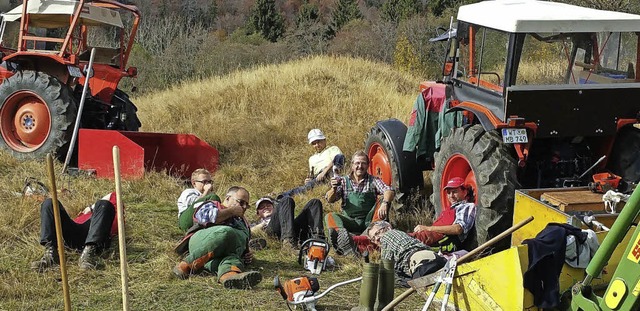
365, 119, 424, 210
0, 71, 77, 159
431, 124, 519, 252
608, 126, 640, 185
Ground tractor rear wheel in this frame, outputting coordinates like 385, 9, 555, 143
608, 126, 640, 185
431, 124, 519, 251
0, 71, 77, 159
365, 119, 423, 210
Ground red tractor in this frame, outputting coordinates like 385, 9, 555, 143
0, 0, 141, 159
366, 1, 640, 251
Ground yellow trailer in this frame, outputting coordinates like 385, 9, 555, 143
409, 188, 637, 311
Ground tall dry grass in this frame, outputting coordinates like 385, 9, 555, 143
135, 55, 418, 204
0, 55, 430, 310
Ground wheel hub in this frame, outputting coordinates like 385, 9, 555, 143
368, 142, 392, 186
1, 92, 51, 152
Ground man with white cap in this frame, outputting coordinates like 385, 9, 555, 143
281, 129, 344, 197
252, 195, 324, 248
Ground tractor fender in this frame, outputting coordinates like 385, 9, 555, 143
366, 118, 423, 193
447, 104, 497, 132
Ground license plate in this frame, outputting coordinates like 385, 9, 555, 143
67, 66, 82, 77
502, 128, 528, 143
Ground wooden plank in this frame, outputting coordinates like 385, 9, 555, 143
540, 190, 606, 212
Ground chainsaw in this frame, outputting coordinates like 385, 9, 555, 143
274, 275, 362, 311
298, 238, 330, 275
588, 172, 621, 194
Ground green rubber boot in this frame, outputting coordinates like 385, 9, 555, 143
374, 259, 395, 311
351, 262, 379, 311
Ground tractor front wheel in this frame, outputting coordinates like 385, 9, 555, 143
0, 71, 77, 159
431, 124, 519, 251
365, 119, 423, 210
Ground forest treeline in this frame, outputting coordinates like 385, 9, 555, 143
4, 0, 640, 95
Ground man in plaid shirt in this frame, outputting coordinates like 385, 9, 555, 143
411, 177, 476, 250
325, 150, 395, 255
366, 221, 446, 280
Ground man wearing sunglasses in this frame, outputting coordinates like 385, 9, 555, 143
173, 186, 262, 290
177, 168, 221, 231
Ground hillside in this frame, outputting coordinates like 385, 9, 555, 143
0, 56, 430, 310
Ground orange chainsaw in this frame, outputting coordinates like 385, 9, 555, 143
588, 172, 621, 193
274, 275, 362, 311
298, 238, 330, 274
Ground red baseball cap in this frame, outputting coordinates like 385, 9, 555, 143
444, 177, 465, 189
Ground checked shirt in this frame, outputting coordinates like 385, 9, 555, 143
380, 229, 429, 277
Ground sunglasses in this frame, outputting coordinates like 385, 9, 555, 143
195, 179, 213, 184
232, 197, 249, 208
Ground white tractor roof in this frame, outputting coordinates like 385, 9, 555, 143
2, 0, 123, 28
458, 0, 640, 33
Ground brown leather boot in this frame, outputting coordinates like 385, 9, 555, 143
219, 266, 262, 290
172, 261, 191, 279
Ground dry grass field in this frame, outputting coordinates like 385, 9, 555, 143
0, 56, 432, 310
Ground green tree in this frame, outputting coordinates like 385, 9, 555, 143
327, 0, 362, 38
381, 0, 422, 25
296, 2, 320, 27
250, 0, 286, 42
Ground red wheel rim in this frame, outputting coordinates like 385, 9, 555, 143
368, 142, 392, 186
440, 153, 478, 210
0, 91, 51, 152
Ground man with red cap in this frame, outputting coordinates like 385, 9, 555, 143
410, 177, 476, 250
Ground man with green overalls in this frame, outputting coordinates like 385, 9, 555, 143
325, 151, 395, 255
172, 186, 262, 290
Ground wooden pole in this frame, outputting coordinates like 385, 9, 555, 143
46, 153, 71, 311
381, 216, 535, 311
112, 146, 130, 311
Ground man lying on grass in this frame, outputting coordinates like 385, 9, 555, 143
31, 192, 120, 271
173, 186, 262, 290
365, 221, 446, 285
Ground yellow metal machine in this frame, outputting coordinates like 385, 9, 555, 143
411, 187, 639, 310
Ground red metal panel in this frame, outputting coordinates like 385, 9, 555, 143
79, 129, 145, 179
78, 129, 219, 179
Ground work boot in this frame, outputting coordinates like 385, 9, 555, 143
282, 237, 301, 251
78, 245, 99, 270
374, 259, 395, 311
249, 238, 267, 251
219, 270, 263, 290
172, 261, 191, 280
351, 262, 379, 311
30, 244, 60, 272
333, 228, 357, 256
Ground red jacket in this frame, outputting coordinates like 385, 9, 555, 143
73, 192, 122, 236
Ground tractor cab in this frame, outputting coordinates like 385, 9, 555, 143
442, 1, 640, 89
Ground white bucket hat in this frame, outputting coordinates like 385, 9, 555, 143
307, 129, 326, 144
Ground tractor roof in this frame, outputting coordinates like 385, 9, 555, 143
2, 0, 123, 28
458, 0, 640, 33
